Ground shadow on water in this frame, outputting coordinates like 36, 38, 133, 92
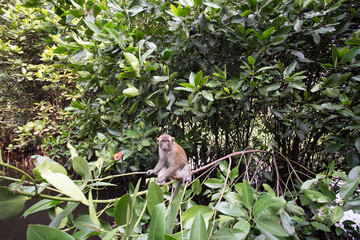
0, 186, 127, 240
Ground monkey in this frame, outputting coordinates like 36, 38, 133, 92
147, 133, 192, 201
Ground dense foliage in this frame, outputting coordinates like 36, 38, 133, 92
1, 0, 360, 239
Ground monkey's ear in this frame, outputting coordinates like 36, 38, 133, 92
171, 137, 175, 144
156, 137, 160, 144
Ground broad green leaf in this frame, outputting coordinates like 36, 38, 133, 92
201, 90, 214, 101
27, 225, 75, 240
37, 22, 57, 32
194, 71, 203, 86
72, 156, 90, 188
330, 206, 344, 223
270, 35, 286, 45
105, 27, 125, 50
204, 178, 223, 188
261, 27, 275, 40
23, 199, 58, 217
148, 203, 165, 240
255, 215, 289, 237
294, 19, 303, 32
280, 209, 295, 235
151, 76, 169, 84
182, 205, 213, 229
348, 166, 360, 180
212, 228, 236, 239
253, 193, 272, 216
124, 130, 140, 138
114, 194, 132, 226
266, 197, 286, 213
123, 87, 140, 97
233, 218, 250, 239
0, 187, 28, 220
39, 163, 88, 205
339, 179, 358, 199
215, 202, 246, 217
192, 179, 202, 195
267, 83, 281, 91
248, 56, 255, 65
33, 157, 67, 182
124, 53, 140, 77
73, 214, 98, 232
189, 211, 207, 240
242, 180, 254, 210
146, 181, 164, 216
341, 47, 360, 62
289, 81, 306, 90
304, 190, 331, 203
83, 19, 102, 34
310, 221, 331, 232
285, 201, 305, 216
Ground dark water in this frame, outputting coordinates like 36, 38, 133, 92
0, 188, 124, 240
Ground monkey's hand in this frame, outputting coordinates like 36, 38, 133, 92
157, 178, 165, 186
147, 170, 155, 175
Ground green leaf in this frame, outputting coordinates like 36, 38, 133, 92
267, 83, 281, 91
212, 228, 237, 239
280, 209, 295, 235
266, 197, 286, 213
242, 180, 254, 210
304, 190, 331, 203
289, 81, 306, 90
37, 22, 57, 32
72, 156, 90, 188
146, 181, 164, 216
255, 215, 289, 237
215, 202, 246, 217
33, 157, 67, 182
38, 161, 88, 205
83, 19, 102, 34
341, 47, 360, 62
165, 187, 184, 234
182, 205, 213, 229
233, 218, 250, 239
194, 71, 203, 86
114, 194, 132, 226
270, 35, 286, 45
330, 206, 344, 223
189, 211, 207, 240
204, 178, 223, 188
148, 203, 165, 240
261, 27, 275, 40
23, 199, 57, 217
105, 27, 125, 50
340, 179, 358, 199
253, 193, 272, 217
151, 76, 169, 84
124, 53, 140, 77
248, 56, 255, 65
123, 87, 140, 97
0, 187, 28, 220
27, 225, 75, 240
310, 221, 331, 232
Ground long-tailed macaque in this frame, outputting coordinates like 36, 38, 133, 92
147, 133, 192, 200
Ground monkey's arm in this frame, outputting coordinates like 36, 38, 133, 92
157, 165, 177, 184
147, 159, 165, 175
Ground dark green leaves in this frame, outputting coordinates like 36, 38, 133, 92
0, 187, 28, 220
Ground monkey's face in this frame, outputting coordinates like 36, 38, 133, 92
157, 134, 174, 151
